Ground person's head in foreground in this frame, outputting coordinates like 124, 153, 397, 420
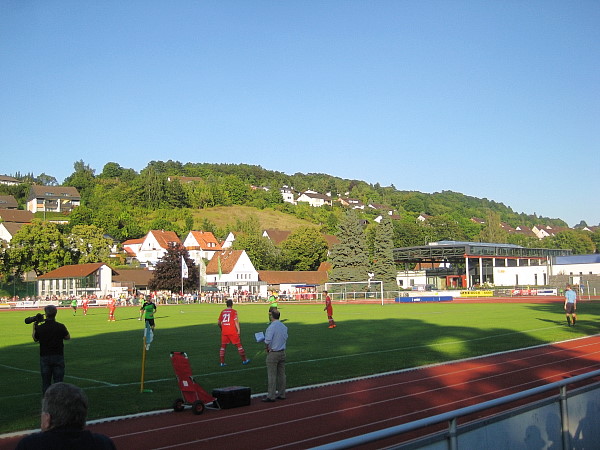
41, 382, 87, 431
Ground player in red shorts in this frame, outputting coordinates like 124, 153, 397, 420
82, 298, 89, 316
217, 299, 250, 367
324, 290, 336, 328
107, 295, 116, 321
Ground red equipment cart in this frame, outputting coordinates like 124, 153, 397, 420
170, 351, 218, 414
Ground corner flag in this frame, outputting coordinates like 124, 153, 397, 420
181, 256, 189, 279
144, 321, 154, 350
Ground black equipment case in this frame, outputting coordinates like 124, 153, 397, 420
212, 386, 251, 409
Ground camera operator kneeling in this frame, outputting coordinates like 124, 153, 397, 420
32, 305, 70, 394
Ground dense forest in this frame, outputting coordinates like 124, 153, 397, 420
3, 160, 598, 257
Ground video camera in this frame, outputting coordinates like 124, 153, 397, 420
24, 313, 45, 325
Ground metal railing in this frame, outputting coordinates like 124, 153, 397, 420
312, 368, 600, 449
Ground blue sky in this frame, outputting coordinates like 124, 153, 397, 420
1, 1, 598, 227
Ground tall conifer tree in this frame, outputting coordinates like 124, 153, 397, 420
329, 211, 370, 282
371, 216, 397, 289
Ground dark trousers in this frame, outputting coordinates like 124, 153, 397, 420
40, 354, 65, 394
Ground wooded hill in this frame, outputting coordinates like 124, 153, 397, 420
2, 160, 598, 254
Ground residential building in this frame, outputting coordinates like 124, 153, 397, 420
337, 197, 365, 210
0, 195, 18, 209
205, 249, 266, 297
26, 186, 81, 213
262, 229, 291, 245
221, 232, 235, 249
0, 175, 19, 186
0, 209, 33, 223
135, 230, 182, 267
296, 191, 332, 208
280, 185, 296, 204
0, 222, 25, 244
183, 230, 223, 264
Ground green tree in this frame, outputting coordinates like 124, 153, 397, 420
280, 227, 328, 271
68, 225, 113, 264
371, 216, 397, 289
590, 230, 600, 254
232, 232, 283, 270
329, 211, 370, 282
63, 160, 96, 202
393, 217, 428, 247
8, 220, 72, 276
148, 244, 199, 293
478, 211, 508, 244
543, 230, 595, 254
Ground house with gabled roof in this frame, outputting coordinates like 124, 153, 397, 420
183, 230, 223, 264
296, 191, 332, 208
532, 225, 570, 239
36, 263, 118, 298
513, 225, 537, 238
262, 229, 291, 245
337, 197, 365, 210
0, 195, 18, 209
280, 185, 296, 204
0, 175, 19, 186
135, 230, 182, 267
205, 249, 265, 297
0, 222, 26, 244
26, 186, 81, 213
0, 209, 33, 223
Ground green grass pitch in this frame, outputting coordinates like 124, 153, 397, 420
1, 300, 598, 434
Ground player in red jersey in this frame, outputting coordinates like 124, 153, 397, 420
82, 298, 89, 316
217, 299, 250, 367
324, 290, 336, 328
107, 295, 116, 322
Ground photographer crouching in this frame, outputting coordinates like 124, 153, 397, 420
27, 305, 71, 394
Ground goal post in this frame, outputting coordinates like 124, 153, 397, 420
324, 280, 384, 305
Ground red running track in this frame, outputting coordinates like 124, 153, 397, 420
3, 335, 600, 449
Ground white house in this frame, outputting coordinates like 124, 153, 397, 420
205, 249, 266, 297
280, 186, 296, 204
134, 230, 182, 267
296, 191, 332, 208
221, 232, 235, 249
0, 222, 25, 244
183, 230, 223, 264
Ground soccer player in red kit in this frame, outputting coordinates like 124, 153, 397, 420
217, 299, 250, 367
324, 290, 336, 328
107, 296, 116, 321
82, 299, 89, 316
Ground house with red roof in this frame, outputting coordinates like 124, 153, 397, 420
36, 263, 118, 298
134, 230, 182, 267
183, 230, 223, 264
